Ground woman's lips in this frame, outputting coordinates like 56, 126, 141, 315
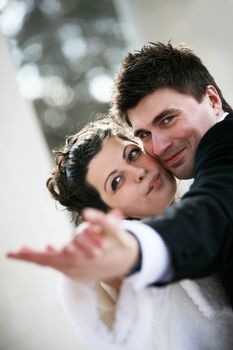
147, 174, 161, 194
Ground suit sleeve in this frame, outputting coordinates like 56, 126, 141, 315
143, 118, 233, 282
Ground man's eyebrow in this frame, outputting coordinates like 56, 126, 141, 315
104, 144, 130, 191
134, 108, 178, 137
134, 128, 148, 137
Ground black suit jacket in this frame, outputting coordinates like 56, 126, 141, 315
143, 113, 233, 307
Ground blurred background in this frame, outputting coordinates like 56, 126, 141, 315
1, 1, 233, 349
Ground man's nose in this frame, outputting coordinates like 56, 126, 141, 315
151, 132, 171, 158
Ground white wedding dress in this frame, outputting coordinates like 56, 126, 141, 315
58, 275, 233, 350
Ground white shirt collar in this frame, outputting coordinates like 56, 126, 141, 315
218, 112, 229, 122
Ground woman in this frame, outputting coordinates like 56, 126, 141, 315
8, 118, 233, 350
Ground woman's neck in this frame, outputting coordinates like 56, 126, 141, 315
103, 278, 122, 293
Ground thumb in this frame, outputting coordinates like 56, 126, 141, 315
82, 208, 106, 225
83, 208, 122, 226
108, 208, 125, 220
83, 208, 123, 239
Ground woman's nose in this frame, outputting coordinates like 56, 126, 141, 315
132, 166, 146, 182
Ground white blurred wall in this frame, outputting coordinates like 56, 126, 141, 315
0, 34, 85, 350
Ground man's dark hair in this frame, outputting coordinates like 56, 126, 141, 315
112, 42, 232, 123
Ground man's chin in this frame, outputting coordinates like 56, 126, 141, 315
170, 164, 194, 180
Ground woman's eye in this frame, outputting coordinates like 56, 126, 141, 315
128, 148, 140, 162
111, 176, 121, 192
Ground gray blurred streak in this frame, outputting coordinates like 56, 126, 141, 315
0, 0, 127, 151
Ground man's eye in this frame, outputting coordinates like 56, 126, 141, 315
162, 116, 174, 125
138, 131, 151, 140
111, 176, 121, 192
128, 148, 140, 162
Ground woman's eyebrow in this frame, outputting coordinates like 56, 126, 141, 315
104, 144, 130, 192
123, 144, 131, 159
104, 169, 117, 191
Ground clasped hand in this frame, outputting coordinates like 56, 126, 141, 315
7, 209, 139, 281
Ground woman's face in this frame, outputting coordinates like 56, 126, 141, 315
86, 136, 176, 218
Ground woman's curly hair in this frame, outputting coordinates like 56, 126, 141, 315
46, 116, 139, 224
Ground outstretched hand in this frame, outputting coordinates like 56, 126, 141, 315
7, 209, 139, 281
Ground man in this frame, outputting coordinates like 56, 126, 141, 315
8, 43, 233, 307
108, 42, 233, 305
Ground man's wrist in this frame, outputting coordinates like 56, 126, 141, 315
121, 219, 172, 289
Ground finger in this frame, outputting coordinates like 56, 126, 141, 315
85, 224, 103, 235
61, 243, 76, 254
82, 208, 105, 225
74, 221, 90, 235
75, 220, 103, 237
7, 252, 25, 259
83, 208, 121, 232
7, 250, 52, 265
7, 247, 86, 274
7, 247, 65, 266
73, 234, 102, 258
7, 246, 40, 258
83, 208, 124, 244
85, 230, 103, 247
46, 245, 57, 253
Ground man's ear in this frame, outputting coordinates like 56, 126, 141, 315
206, 85, 222, 117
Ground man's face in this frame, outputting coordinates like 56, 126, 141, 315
127, 87, 221, 179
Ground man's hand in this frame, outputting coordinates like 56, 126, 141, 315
7, 209, 139, 281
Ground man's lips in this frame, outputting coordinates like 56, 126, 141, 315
147, 174, 161, 194
163, 149, 185, 167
